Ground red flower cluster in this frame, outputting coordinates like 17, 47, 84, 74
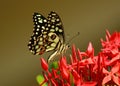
39, 30, 120, 86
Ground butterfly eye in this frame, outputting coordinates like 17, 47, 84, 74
51, 34, 56, 40
68, 45, 70, 48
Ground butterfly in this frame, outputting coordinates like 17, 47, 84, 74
28, 11, 69, 63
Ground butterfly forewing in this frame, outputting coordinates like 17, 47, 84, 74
47, 11, 65, 43
28, 11, 65, 56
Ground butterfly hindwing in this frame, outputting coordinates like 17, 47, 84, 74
28, 11, 65, 55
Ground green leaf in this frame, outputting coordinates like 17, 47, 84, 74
50, 61, 58, 69
70, 72, 74, 86
36, 74, 47, 86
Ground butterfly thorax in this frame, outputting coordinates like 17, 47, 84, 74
47, 42, 69, 63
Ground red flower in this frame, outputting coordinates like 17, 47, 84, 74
102, 63, 120, 85
101, 30, 120, 57
37, 30, 120, 86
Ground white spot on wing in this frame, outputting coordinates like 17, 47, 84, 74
51, 19, 55, 22
42, 26, 45, 29
35, 45, 39, 49
44, 19, 47, 22
51, 25, 55, 28
38, 19, 43, 23
48, 24, 51, 27
36, 14, 41, 17
40, 37, 43, 41
56, 18, 60, 21
37, 28, 39, 31
36, 48, 40, 52
46, 28, 49, 30
38, 41, 43, 45
51, 43, 56, 47
50, 29, 55, 32
55, 27, 59, 31
37, 25, 40, 28
36, 32, 38, 35
59, 29, 63, 32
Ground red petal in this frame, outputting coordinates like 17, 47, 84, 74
71, 69, 80, 80
61, 67, 69, 80
52, 69, 59, 79
106, 54, 120, 65
40, 58, 48, 71
43, 72, 48, 81
60, 57, 67, 69
86, 42, 94, 57
72, 44, 77, 62
102, 68, 109, 74
51, 78, 58, 86
105, 29, 111, 41
77, 49, 82, 60
82, 81, 97, 86
102, 75, 111, 85
111, 63, 119, 73
64, 83, 70, 86
112, 75, 120, 85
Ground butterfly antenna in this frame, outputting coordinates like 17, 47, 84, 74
66, 32, 80, 44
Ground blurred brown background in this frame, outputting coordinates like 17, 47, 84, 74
0, 0, 120, 86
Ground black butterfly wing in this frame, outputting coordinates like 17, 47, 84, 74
47, 11, 65, 43
28, 11, 65, 55
28, 12, 48, 55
